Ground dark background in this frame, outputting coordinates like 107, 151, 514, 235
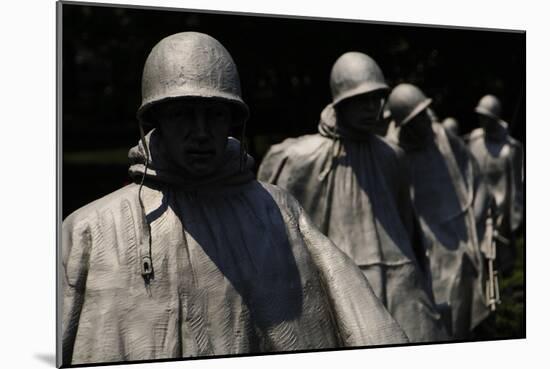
62, 2, 526, 218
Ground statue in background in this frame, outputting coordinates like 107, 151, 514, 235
258, 52, 449, 343
387, 83, 490, 338
465, 95, 524, 273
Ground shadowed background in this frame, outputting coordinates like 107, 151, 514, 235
61, 1, 525, 341
62, 3, 525, 218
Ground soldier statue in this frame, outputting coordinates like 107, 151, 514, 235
386, 83, 490, 338
258, 52, 448, 342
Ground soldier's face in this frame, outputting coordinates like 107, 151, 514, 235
155, 100, 232, 177
399, 110, 433, 142
478, 115, 499, 131
406, 110, 432, 130
336, 91, 386, 132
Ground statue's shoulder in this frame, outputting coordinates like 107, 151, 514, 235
267, 133, 331, 159
507, 135, 523, 151
63, 183, 141, 227
466, 128, 485, 143
444, 127, 470, 152
256, 181, 303, 214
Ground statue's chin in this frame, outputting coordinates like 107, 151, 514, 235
183, 161, 218, 179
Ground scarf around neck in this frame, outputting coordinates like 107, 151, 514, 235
318, 104, 384, 141
128, 129, 255, 192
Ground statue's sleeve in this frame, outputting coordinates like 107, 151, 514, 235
470, 150, 493, 250
60, 214, 92, 365
294, 200, 409, 346
448, 133, 490, 232
510, 142, 524, 232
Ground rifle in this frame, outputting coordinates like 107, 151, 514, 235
484, 205, 503, 311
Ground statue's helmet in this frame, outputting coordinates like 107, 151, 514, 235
136, 32, 249, 125
442, 117, 459, 135
475, 94, 502, 121
330, 52, 389, 106
387, 83, 432, 126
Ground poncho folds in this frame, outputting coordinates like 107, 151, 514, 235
258, 104, 448, 343
61, 130, 408, 366
389, 123, 490, 338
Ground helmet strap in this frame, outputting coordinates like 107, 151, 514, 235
137, 119, 154, 287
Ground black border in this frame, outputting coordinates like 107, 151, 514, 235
59, 0, 525, 33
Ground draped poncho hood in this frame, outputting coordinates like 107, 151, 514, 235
128, 129, 255, 190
